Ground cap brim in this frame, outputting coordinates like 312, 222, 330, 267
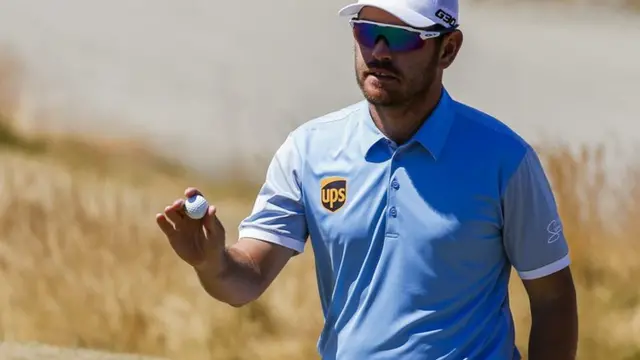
337, 2, 437, 28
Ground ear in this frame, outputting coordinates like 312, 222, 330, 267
439, 30, 463, 69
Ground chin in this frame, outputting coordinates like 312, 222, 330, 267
364, 93, 392, 106
360, 82, 385, 101
360, 76, 400, 102
363, 87, 402, 106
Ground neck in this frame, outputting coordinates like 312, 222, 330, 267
369, 83, 443, 145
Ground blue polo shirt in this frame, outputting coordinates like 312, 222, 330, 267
238, 88, 571, 360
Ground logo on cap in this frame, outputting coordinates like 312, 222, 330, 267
435, 9, 457, 27
320, 176, 347, 212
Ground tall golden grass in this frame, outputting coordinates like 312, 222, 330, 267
0, 49, 639, 360
0, 128, 324, 360
0, 128, 639, 360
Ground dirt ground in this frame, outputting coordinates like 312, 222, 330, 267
0, 342, 167, 360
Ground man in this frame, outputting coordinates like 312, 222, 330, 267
156, 0, 579, 358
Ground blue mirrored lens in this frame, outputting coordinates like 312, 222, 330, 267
352, 22, 425, 52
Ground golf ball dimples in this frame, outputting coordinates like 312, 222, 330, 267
185, 195, 208, 219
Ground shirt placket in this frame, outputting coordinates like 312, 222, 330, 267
385, 139, 402, 238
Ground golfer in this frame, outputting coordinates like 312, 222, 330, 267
156, 0, 579, 358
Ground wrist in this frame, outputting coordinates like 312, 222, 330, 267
193, 247, 227, 276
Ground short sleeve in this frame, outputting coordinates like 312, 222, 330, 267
502, 146, 570, 280
238, 133, 308, 254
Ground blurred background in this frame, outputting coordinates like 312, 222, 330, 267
0, 0, 638, 359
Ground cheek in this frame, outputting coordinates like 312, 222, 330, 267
354, 50, 371, 76
401, 51, 439, 75
354, 45, 369, 64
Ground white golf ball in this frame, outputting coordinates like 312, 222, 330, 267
184, 194, 209, 219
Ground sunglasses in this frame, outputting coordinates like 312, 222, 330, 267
349, 18, 454, 52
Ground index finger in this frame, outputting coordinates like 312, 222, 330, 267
156, 213, 176, 237
184, 187, 202, 198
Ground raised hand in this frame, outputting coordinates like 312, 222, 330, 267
156, 187, 226, 271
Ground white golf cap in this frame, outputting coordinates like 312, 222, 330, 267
338, 0, 459, 29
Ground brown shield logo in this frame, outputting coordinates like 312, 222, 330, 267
320, 176, 347, 212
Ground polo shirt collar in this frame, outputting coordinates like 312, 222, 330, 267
359, 88, 455, 160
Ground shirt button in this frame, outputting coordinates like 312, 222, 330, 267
391, 179, 400, 190
389, 207, 397, 217
386, 139, 396, 150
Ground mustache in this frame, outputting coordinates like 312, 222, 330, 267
365, 60, 400, 76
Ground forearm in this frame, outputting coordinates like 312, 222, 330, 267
194, 245, 263, 307
528, 292, 578, 360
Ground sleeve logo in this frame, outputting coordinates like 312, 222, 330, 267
547, 219, 563, 243
320, 176, 347, 212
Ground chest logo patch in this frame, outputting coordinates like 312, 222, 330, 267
320, 176, 347, 212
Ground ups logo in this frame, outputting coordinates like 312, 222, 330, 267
320, 176, 347, 212
435, 9, 457, 27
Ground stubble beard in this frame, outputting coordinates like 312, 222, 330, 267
355, 53, 439, 109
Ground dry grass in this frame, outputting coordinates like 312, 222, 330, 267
0, 130, 639, 360
0, 143, 323, 360
0, 46, 639, 359
510, 145, 640, 360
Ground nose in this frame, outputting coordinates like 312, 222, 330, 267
371, 37, 392, 61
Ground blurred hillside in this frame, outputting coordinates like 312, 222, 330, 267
0, 1, 639, 179
475, 0, 640, 10
1, 1, 640, 359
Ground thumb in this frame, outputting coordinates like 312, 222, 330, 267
203, 205, 225, 240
